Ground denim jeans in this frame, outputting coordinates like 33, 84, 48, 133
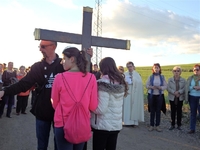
198, 104, 200, 118
148, 94, 163, 126
36, 119, 57, 150
0, 95, 14, 117
54, 127, 85, 150
189, 95, 200, 131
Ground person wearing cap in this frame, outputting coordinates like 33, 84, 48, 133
167, 66, 186, 130
123, 61, 144, 127
185, 64, 200, 134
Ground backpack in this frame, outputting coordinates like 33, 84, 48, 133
61, 73, 92, 144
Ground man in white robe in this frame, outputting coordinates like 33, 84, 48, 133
123, 61, 144, 126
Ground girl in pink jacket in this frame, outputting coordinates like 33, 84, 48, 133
51, 47, 98, 150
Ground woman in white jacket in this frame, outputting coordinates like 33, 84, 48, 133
91, 57, 128, 150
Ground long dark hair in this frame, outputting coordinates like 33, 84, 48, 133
99, 57, 128, 97
62, 47, 88, 76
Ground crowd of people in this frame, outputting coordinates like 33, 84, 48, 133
0, 40, 199, 150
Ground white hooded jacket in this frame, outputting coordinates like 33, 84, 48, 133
91, 75, 125, 131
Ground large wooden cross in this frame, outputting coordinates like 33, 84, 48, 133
34, 6, 131, 71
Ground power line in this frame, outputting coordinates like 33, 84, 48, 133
159, 0, 200, 20
140, 0, 200, 24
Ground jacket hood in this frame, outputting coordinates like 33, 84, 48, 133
98, 79, 125, 99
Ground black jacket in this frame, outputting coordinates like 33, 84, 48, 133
4, 54, 64, 121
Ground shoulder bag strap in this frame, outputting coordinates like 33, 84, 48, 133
61, 73, 92, 126
62, 73, 92, 103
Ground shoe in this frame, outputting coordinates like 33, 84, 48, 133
16, 113, 20, 115
148, 126, 154, 131
6, 115, 11, 118
187, 130, 195, 134
21, 112, 27, 114
156, 126, 162, 132
169, 126, 175, 130
177, 126, 182, 130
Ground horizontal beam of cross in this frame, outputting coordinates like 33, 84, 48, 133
34, 28, 130, 50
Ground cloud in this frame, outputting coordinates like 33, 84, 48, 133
48, 0, 78, 9
101, 0, 200, 55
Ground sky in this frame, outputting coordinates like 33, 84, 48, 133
0, 0, 199, 68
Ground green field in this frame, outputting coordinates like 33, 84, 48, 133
125, 63, 199, 106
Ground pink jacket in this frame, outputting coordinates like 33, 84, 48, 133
51, 72, 98, 127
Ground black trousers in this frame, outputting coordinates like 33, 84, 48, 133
170, 99, 183, 126
16, 95, 29, 113
92, 129, 119, 150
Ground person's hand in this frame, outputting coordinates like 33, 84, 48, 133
194, 86, 200, 91
150, 86, 157, 90
0, 91, 5, 100
153, 86, 161, 90
86, 48, 93, 57
174, 91, 180, 97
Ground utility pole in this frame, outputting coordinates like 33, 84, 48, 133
92, 0, 102, 65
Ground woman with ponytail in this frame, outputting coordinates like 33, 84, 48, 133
51, 47, 98, 150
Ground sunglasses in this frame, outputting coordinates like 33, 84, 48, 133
38, 44, 54, 49
193, 68, 200, 72
173, 70, 180, 72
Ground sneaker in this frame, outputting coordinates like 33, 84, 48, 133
177, 126, 182, 130
156, 126, 162, 132
148, 126, 154, 131
169, 126, 175, 130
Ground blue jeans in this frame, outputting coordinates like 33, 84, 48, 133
54, 127, 85, 150
0, 95, 14, 117
198, 104, 200, 118
189, 95, 200, 131
36, 119, 57, 150
148, 94, 163, 126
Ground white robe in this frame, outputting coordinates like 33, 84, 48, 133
123, 70, 144, 125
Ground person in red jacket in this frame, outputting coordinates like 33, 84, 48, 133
16, 65, 31, 115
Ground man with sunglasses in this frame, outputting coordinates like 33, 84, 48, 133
185, 64, 200, 134
0, 40, 93, 150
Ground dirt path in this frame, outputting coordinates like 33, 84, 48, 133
0, 99, 199, 150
